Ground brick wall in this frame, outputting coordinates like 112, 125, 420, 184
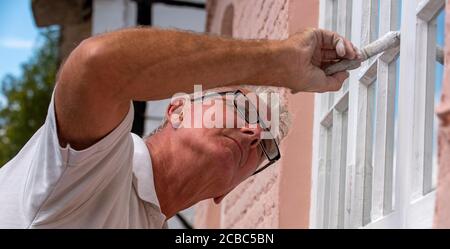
215, 0, 288, 229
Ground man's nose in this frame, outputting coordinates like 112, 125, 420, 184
239, 125, 262, 148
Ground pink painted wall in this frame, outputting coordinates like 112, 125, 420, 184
194, 0, 319, 229
434, 2, 450, 229
279, 0, 319, 229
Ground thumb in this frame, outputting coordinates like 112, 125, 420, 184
326, 71, 349, 92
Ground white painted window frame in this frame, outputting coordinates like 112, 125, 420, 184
310, 0, 445, 229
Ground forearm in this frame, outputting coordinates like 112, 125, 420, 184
84, 27, 289, 100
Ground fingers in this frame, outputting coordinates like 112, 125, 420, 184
342, 38, 357, 59
315, 29, 359, 60
326, 71, 349, 91
353, 44, 364, 59
317, 29, 342, 50
336, 39, 346, 57
320, 60, 340, 70
336, 37, 357, 59
321, 49, 339, 60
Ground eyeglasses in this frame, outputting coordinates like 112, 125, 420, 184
191, 90, 281, 176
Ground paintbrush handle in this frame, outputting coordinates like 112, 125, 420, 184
324, 31, 401, 76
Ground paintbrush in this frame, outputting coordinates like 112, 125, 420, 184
325, 31, 401, 76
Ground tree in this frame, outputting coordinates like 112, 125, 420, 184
0, 28, 60, 166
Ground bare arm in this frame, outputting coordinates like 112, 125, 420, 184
55, 27, 357, 149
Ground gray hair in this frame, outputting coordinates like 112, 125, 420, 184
146, 117, 168, 138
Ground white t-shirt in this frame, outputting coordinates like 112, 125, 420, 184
0, 93, 167, 228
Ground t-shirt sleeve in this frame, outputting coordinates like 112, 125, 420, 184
24, 91, 135, 227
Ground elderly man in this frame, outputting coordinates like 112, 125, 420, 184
0, 27, 359, 228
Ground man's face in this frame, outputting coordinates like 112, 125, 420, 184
167, 88, 270, 202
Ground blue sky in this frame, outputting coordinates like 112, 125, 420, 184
0, 0, 40, 107
0, 0, 39, 81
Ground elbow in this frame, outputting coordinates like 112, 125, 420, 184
74, 37, 108, 75
59, 37, 111, 87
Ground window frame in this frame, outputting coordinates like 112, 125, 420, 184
310, 0, 445, 229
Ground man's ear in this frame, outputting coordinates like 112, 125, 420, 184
166, 98, 185, 128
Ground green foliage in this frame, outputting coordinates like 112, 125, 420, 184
0, 28, 60, 166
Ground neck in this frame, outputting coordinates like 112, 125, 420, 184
146, 129, 202, 218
